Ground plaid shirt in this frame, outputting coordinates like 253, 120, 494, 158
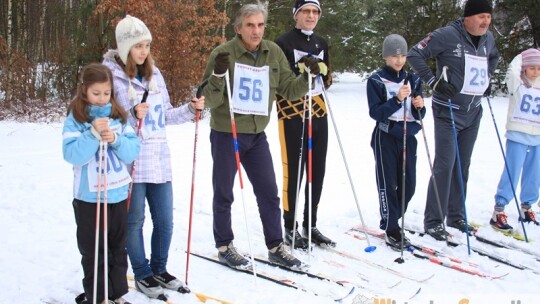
103, 50, 196, 183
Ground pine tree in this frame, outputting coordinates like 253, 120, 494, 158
493, 0, 540, 92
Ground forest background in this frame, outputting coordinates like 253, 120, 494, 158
0, 0, 539, 122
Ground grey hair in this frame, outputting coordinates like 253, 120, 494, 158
233, 2, 268, 29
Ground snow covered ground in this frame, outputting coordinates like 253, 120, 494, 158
1, 73, 539, 304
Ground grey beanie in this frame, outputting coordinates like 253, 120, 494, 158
382, 34, 408, 58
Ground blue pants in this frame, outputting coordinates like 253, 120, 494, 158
127, 182, 173, 280
495, 140, 540, 207
210, 130, 282, 250
371, 127, 418, 232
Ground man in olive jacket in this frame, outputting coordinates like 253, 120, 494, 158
201, 2, 320, 270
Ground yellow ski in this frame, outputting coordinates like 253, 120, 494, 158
194, 292, 234, 304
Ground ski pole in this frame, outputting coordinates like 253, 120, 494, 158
92, 140, 106, 304
224, 70, 257, 280
102, 142, 109, 304
416, 99, 448, 247
396, 74, 410, 264
307, 71, 313, 263
442, 66, 471, 255
319, 76, 376, 252
185, 81, 208, 288
127, 89, 149, 211
485, 96, 529, 242
291, 94, 307, 254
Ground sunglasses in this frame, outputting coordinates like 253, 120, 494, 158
299, 8, 320, 16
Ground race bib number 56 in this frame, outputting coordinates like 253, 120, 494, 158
232, 63, 270, 116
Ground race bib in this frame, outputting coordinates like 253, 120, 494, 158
511, 85, 540, 127
460, 54, 489, 96
382, 78, 415, 122
88, 124, 132, 192
232, 63, 270, 116
140, 92, 167, 143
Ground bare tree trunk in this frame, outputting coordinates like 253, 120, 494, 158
222, 0, 228, 40
38, 0, 46, 62
18, 0, 27, 53
5, 0, 13, 109
21, 0, 29, 103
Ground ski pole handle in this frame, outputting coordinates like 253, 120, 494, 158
141, 89, 149, 103
195, 80, 207, 99
195, 80, 208, 111
193, 80, 208, 118
137, 89, 149, 130
405, 71, 422, 109
442, 66, 449, 82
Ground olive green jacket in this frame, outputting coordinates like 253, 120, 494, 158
202, 36, 309, 134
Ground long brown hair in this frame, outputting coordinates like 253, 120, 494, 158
115, 52, 154, 81
68, 63, 127, 124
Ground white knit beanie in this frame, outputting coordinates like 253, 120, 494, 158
115, 15, 152, 65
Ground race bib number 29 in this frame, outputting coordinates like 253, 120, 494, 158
460, 54, 489, 96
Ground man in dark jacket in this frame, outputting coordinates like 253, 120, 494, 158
407, 0, 500, 241
274, 0, 335, 250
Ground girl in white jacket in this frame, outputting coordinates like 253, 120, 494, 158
491, 48, 540, 231
102, 15, 205, 300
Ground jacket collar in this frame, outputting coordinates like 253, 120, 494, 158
382, 65, 405, 82
232, 36, 270, 60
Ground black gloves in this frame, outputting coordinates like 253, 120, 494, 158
301, 56, 321, 76
213, 52, 230, 75
483, 83, 492, 97
431, 79, 456, 98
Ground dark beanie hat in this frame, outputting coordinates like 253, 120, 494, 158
463, 0, 493, 17
292, 0, 321, 17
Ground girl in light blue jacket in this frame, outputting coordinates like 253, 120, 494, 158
63, 63, 140, 304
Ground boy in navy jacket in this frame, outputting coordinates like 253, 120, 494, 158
367, 34, 425, 250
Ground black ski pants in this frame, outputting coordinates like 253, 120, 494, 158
73, 199, 128, 303
371, 127, 417, 232
278, 114, 328, 231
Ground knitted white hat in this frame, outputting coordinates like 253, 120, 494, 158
115, 15, 152, 64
